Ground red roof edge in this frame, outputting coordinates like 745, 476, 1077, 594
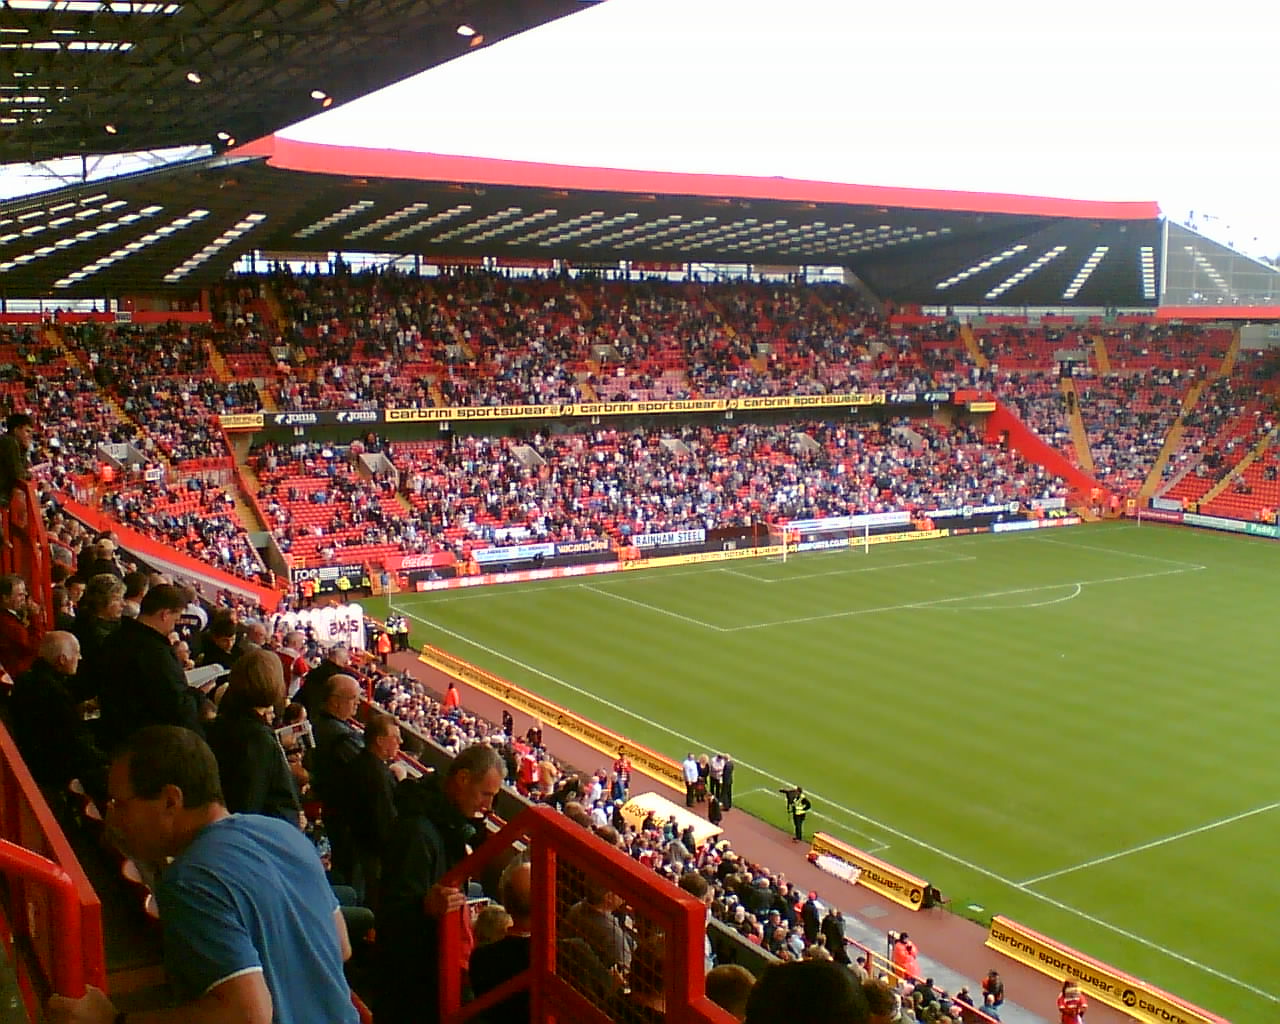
232, 136, 1160, 221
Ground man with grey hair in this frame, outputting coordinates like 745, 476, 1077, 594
376, 742, 505, 1023
10, 630, 105, 801
297, 641, 350, 716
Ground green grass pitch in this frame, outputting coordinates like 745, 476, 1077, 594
368, 522, 1280, 1022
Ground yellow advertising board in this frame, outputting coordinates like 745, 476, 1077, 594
808, 832, 928, 911
985, 917, 1228, 1024
416, 645, 685, 791
219, 412, 265, 430
621, 792, 722, 847
384, 392, 888, 423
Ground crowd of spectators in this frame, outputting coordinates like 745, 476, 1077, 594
1074, 369, 1192, 494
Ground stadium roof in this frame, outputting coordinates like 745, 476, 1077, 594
0, 136, 1167, 306
0, 0, 587, 165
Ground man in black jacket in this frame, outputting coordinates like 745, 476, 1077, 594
10, 631, 106, 803
297, 642, 350, 716
340, 712, 405, 906
310, 672, 364, 886
375, 743, 504, 1024
97, 584, 202, 750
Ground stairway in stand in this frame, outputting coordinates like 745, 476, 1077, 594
205, 341, 234, 383
1196, 424, 1280, 508
1219, 327, 1242, 378
1139, 379, 1206, 501
958, 323, 989, 370
1060, 377, 1095, 475
232, 452, 269, 533
256, 282, 286, 335
1090, 334, 1111, 372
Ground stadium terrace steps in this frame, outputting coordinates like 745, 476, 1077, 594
204, 341, 234, 383
1060, 377, 1096, 474
1090, 333, 1112, 372
576, 374, 599, 401
1218, 327, 1241, 378
256, 284, 285, 335
1197, 424, 1280, 507
258, 384, 280, 412
428, 380, 447, 406
232, 457, 270, 534
959, 323, 989, 369
1138, 379, 1206, 500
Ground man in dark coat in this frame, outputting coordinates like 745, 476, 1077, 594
97, 584, 202, 750
820, 906, 850, 964
801, 891, 821, 946
296, 642, 350, 716
309, 672, 364, 885
375, 743, 504, 1024
10, 631, 105, 802
339, 712, 404, 906
720, 753, 734, 810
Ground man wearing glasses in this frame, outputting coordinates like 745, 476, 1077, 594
48, 725, 356, 1024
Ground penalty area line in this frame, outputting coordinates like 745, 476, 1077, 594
1020, 800, 1280, 886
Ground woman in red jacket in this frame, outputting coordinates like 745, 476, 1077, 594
1057, 979, 1087, 1024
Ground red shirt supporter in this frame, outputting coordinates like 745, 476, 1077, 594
1057, 981, 1087, 1024
275, 631, 310, 699
0, 576, 43, 678
891, 933, 919, 979
516, 748, 539, 797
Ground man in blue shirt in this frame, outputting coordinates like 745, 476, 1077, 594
48, 725, 356, 1024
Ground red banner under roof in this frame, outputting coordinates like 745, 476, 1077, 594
236, 136, 1161, 222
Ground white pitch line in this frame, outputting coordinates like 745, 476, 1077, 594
937, 582, 1083, 612
579, 584, 727, 632
727, 565, 1203, 631
1029, 534, 1206, 570
397, 607, 1279, 1004
740, 788, 889, 852
722, 554, 978, 584
1020, 801, 1280, 886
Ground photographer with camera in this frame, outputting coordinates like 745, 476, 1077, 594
780, 786, 811, 842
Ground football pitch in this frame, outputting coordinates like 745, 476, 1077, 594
374, 523, 1280, 1022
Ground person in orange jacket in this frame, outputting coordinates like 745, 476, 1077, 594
891, 931, 918, 979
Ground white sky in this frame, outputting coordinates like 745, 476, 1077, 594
283, 0, 1279, 260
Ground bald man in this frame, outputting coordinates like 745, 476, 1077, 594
308, 673, 365, 886
10, 631, 107, 801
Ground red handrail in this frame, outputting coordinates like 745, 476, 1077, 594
0, 720, 104, 1007
0, 839, 84, 998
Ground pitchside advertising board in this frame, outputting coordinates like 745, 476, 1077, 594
289, 562, 367, 594
986, 917, 1227, 1024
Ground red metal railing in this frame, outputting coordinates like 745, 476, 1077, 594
0, 721, 103, 1015
437, 805, 734, 1024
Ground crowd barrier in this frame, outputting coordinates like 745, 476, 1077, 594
986, 917, 1228, 1024
417, 644, 686, 792
436, 805, 733, 1024
0, 722, 103, 1018
807, 832, 930, 911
